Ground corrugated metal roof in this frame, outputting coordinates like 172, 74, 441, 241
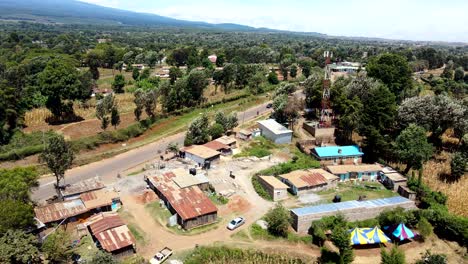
183, 145, 221, 159
34, 199, 87, 224
313, 145, 363, 158
61, 177, 105, 196
203, 141, 230, 151
87, 213, 135, 252
215, 136, 236, 145
291, 196, 412, 216
149, 172, 217, 221
257, 119, 292, 135
80, 189, 119, 210
279, 169, 332, 188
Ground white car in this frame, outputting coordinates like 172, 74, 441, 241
227, 217, 245, 230
150, 247, 173, 264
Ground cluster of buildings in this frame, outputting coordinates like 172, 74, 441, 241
34, 178, 136, 256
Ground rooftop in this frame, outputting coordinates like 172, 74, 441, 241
149, 172, 217, 220
183, 145, 221, 159
80, 189, 119, 210
327, 164, 382, 174
87, 212, 135, 252
279, 169, 333, 188
313, 145, 363, 158
34, 199, 87, 224
258, 176, 288, 189
385, 172, 407, 182
61, 177, 105, 197
170, 168, 209, 189
203, 140, 230, 151
215, 136, 237, 145
257, 119, 293, 135
291, 196, 413, 217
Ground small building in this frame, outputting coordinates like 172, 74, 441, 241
80, 189, 121, 212
131, 64, 146, 70
326, 164, 382, 182
257, 176, 289, 201
86, 212, 136, 257
238, 129, 252, 140
257, 119, 293, 144
215, 136, 237, 148
278, 169, 338, 195
34, 199, 89, 225
182, 145, 221, 166
61, 177, 105, 200
203, 140, 232, 155
380, 167, 407, 191
170, 168, 210, 191
147, 171, 217, 229
398, 185, 416, 200
208, 55, 217, 63
311, 145, 363, 166
291, 196, 416, 234
303, 121, 335, 145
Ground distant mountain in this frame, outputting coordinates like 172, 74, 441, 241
0, 0, 326, 36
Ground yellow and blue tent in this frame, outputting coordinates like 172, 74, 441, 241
362, 226, 392, 244
349, 228, 370, 245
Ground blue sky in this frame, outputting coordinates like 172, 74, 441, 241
80, 0, 468, 42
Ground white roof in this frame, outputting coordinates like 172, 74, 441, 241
257, 119, 292, 135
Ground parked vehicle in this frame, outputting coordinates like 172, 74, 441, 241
266, 103, 273, 108
150, 247, 173, 264
227, 217, 245, 230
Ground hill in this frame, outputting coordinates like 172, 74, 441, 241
0, 0, 326, 36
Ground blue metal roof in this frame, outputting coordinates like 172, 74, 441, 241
313, 145, 363, 158
291, 196, 411, 216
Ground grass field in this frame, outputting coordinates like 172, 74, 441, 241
317, 181, 397, 203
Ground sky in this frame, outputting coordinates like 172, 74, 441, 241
79, 0, 468, 42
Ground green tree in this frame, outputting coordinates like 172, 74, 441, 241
331, 226, 354, 264
96, 93, 116, 130
42, 228, 72, 263
85, 50, 102, 80
132, 67, 140, 81
394, 124, 433, 174
248, 72, 266, 94
267, 71, 279, 85
454, 67, 464, 82
143, 89, 159, 118
185, 114, 210, 145
417, 217, 433, 241
0, 230, 40, 264
264, 203, 290, 237
209, 123, 225, 139
366, 53, 412, 98
169, 66, 183, 84
380, 246, 405, 264
290, 64, 298, 78
303, 73, 323, 109
40, 134, 74, 199
112, 74, 125, 93
90, 250, 118, 264
450, 152, 466, 180
111, 106, 120, 129
140, 68, 151, 80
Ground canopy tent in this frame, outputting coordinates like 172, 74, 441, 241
349, 228, 370, 245
385, 223, 416, 241
362, 226, 392, 244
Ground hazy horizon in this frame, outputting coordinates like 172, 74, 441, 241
79, 0, 468, 43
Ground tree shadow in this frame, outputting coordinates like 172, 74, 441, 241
438, 172, 460, 184
45, 114, 84, 125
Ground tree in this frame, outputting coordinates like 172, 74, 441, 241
96, 93, 116, 131
86, 50, 102, 80
450, 152, 466, 180
454, 67, 464, 82
366, 53, 412, 98
303, 73, 323, 109
90, 250, 118, 264
38, 58, 91, 119
289, 64, 298, 78
112, 74, 125, 93
40, 134, 74, 199
42, 228, 72, 263
186, 70, 209, 105
132, 67, 140, 81
440, 62, 453, 79
248, 72, 266, 94
143, 89, 159, 118
272, 93, 289, 124
111, 106, 120, 129
267, 71, 279, 85
169, 66, 183, 84
264, 203, 290, 237
140, 68, 151, 80
0, 230, 40, 264
380, 246, 405, 264
417, 217, 433, 241
185, 114, 210, 145
284, 96, 303, 130
216, 54, 225, 67
394, 124, 433, 174
331, 226, 354, 264
209, 123, 224, 139
212, 70, 224, 94
166, 143, 179, 155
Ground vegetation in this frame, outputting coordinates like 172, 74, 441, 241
0, 230, 40, 264
42, 228, 73, 263
380, 246, 405, 264
89, 250, 119, 264
394, 124, 433, 174
415, 251, 447, 264
258, 149, 320, 176
264, 203, 291, 238
330, 226, 354, 264
417, 217, 433, 241
251, 176, 273, 201
234, 136, 276, 158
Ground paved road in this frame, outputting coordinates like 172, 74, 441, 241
32, 102, 273, 201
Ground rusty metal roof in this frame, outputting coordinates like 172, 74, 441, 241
149, 172, 217, 221
87, 213, 135, 252
279, 169, 328, 188
34, 199, 88, 224
61, 177, 105, 197
80, 189, 119, 210
203, 141, 230, 151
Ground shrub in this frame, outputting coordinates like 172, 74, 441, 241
417, 217, 433, 241
415, 250, 447, 264
377, 207, 417, 228
264, 203, 291, 238
251, 176, 272, 201
258, 149, 320, 176
209, 123, 225, 139
380, 246, 405, 264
